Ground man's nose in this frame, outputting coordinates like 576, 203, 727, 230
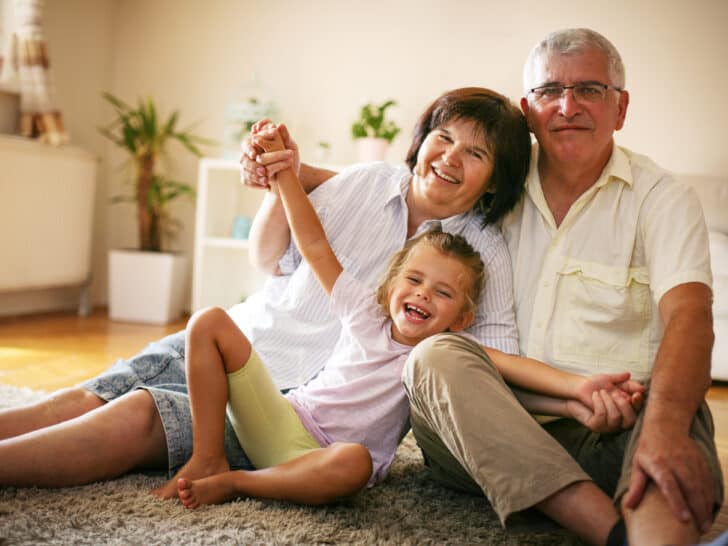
558, 89, 582, 117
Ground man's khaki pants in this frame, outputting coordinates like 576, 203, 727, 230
402, 333, 723, 525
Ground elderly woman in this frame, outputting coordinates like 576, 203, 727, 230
0, 87, 530, 490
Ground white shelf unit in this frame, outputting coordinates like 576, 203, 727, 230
192, 158, 268, 312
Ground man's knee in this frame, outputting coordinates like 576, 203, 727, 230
402, 332, 494, 396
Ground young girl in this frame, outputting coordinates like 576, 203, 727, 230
154, 124, 643, 509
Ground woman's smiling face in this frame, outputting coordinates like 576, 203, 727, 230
410, 118, 494, 217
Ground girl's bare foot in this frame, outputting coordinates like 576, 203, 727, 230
178, 472, 241, 509
150, 455, 230, 499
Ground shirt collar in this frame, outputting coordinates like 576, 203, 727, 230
412, 212, 475, 237
526, 142, 633, 199
393, 168, 482, 236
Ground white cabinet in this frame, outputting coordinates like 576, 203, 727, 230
192, 158, 268, 312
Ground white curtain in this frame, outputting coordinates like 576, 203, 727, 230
0, 0, 67, 145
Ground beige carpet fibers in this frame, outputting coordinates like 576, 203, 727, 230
0, 385, 580, 545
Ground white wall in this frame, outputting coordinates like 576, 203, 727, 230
0, 0, 114, 315
6, 0, 728, 314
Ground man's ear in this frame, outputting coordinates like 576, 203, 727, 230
448, 309, 475, 333
520, 96, 529, 116
615, 90, 630, 131
520, 97, 534, 131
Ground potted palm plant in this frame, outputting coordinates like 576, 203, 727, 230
351, 99, 400, 161
99, 92, 210, 324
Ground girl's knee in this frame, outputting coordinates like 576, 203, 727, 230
187, 307, 234, 340
188, 306, 227, 329
326, 443, 372, 493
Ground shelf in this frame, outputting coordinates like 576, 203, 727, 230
192, 157, 347, 312
203, 236, 251, 249
193, 158, 268, 311
200, 157, 239, 171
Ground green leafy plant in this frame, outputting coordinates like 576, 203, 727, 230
351, 100, 400, 143
99, 92, 212, 252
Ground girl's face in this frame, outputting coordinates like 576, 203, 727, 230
388, 243, 474, 346
410, 118, 494, 217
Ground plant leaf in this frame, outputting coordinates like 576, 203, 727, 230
99, 92, 211, 252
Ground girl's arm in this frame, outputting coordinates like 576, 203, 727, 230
513, 388, 642, 433
252, 125, 342, 295
241, 119, 338, 192
245, 120, 294, 275
483, 347, 644, 409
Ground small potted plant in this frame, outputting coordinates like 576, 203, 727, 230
99, 92, 211, 324
351, 99, 400, 161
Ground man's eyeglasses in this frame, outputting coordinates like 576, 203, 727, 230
528, 82, 623, 104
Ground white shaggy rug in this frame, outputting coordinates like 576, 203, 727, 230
0, 385, 580, 545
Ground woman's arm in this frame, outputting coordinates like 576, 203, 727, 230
242, 121, 339, 275
252, 125, 342, 295
247, 191, 289, 275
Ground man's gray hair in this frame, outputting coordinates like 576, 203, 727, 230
523, 28, 626, 92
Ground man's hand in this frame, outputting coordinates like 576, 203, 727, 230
623, 426, 714, 534
240, 118, 299, 188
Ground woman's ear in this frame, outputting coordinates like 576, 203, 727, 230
413, 160, 425, 177
448, 309, 475, 332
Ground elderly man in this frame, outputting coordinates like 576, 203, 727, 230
242, 28, 722, 546
401, 29, 723, 546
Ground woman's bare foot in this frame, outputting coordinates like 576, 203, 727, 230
150, 455, 230, 499
178, 472, 242, 509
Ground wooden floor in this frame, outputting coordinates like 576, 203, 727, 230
0, 309, 188, 391
0, 309, 726, 542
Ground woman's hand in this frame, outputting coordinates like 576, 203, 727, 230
240, 118, 300, 189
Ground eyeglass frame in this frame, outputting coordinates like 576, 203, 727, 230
527, 81, 624, 103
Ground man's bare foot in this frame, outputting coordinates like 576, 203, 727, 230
150, 455, 230, 500
178, 472, 242, 509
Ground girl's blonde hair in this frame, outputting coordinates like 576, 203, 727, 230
375, 228, 486, 319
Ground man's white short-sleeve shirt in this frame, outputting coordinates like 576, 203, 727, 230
501, 145, 712, 381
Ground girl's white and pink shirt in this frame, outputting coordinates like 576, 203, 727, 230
285, 270, 412, 487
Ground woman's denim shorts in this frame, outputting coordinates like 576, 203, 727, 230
81, 330, 253, 475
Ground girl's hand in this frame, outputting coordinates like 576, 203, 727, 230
240, 119, 299, 188
574, 372, 645, 409
567, 389, 643, 433
251, 123, 285, 153
566, 390, 636, 433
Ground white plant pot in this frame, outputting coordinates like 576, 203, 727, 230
356, 137, 389, 162
108, 249, 188, 325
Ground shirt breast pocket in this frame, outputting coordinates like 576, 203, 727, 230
552, 259, 651, 375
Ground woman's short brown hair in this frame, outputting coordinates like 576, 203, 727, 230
405, 87, 531, 226
375, 227, 486, 319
